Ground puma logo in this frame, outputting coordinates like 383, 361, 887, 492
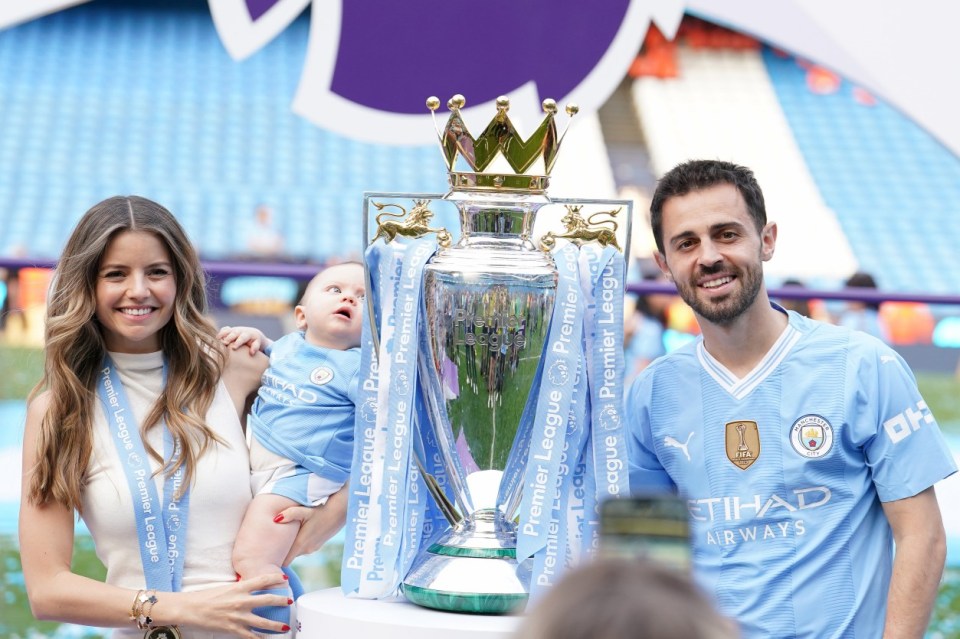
664, 432, 695, 462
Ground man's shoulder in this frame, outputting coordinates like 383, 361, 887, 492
630, 339, 699, 391
648, 339, 699, 370
792, 313, 892, 358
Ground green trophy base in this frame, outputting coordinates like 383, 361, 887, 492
401, 553, 528, 615
401, 510, 530, 615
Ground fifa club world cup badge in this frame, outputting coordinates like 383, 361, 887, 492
790, 414, 834, 458
725, 420, 760, 470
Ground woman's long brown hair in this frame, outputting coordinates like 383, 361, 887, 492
27, 196, 225, 511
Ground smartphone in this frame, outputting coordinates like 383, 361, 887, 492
598, 494, 691, 572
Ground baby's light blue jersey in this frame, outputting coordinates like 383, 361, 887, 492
626, 309, 956, 638
251, 332, 360, 484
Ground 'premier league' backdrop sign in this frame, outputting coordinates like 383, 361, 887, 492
339, 94, 632, 614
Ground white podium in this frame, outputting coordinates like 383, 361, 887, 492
298, 588, 522, 639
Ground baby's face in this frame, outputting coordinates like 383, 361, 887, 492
296, 263, 366, 349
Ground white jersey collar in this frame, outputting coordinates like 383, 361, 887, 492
696, 314, 801, 400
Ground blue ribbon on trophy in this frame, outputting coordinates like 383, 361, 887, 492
560, 377, 591, 564
578, 245, 628, 555
531, 353, 587, 593
410, 381, 452, 553
580, 245, 630, 499
527, 243, 628, 592
516, 243, 584, 588
379, 239, 435, 583
342, 236, 444, 597
341, 240, 390, 595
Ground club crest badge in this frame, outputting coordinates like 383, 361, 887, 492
311, 366, 334, 386
725, 421, 760, 470
790, 414, 834, 458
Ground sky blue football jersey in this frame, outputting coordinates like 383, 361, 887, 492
626, 309, 956, 638
251, 332, 360, 484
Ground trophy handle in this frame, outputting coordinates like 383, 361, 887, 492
369, 199, 452, 247
538, 205, 623, 252
361, 195, 452, 355
415, 455, 461, 526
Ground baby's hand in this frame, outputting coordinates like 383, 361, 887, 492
218, 325, 267, 355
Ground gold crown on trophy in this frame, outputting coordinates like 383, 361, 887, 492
427, 94, 578, 193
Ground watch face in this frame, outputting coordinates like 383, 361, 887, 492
144, 627, 181, 639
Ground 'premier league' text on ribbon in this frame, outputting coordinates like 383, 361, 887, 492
519, 244, 583, 554
534, 358, 585, 588
98, 359, 190, 592
579, 246, 628, 500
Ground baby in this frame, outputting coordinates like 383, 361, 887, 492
219, 262, 365, 634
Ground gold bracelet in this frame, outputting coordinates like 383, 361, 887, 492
130, 589, 145, 624
132, 589, 158, 630
139, 591, 158, 630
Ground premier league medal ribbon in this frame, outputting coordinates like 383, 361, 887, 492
98, 358, 187, 638
161, 430, 189, 592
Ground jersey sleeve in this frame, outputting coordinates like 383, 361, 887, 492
852, 340, 957, 502
267, 332, 297, 360
625, 372, 676, 494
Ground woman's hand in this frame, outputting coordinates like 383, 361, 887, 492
275, 484, 349, 565
161, 573, 292, 639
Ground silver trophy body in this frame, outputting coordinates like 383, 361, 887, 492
401, 190, 557, 613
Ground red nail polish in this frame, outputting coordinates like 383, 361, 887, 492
282, 574, 289, 580
273, 514, 284, 523
282, 625, 290, 632
287, 598, 294, 605
235, 573, 242, 581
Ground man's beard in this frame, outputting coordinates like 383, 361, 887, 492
674, 261, 764, 326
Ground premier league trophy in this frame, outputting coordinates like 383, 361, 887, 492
400, 95, 565, 613
340, 94, 631, 615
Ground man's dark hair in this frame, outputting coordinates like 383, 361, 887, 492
650, 159, 767, 254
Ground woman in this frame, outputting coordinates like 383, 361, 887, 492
19, 196, 345, 638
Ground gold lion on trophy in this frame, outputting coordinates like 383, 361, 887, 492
371, 199, 451, 246
540, 205, 621, 251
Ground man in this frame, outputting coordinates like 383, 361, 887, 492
626, 159, 956, 638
